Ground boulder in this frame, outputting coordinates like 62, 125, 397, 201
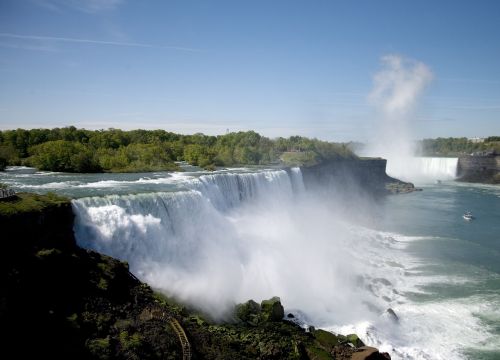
260, 296, 284, 322
313, 329, 342, 349
385, 308, 399, 322
235, 299, 261, 323
346, 334, 365, 348
351, 346, 391, 360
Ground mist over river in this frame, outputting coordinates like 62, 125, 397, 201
1, 162, 499, 360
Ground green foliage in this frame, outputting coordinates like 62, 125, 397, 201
36, 248, 62, 259
0, 144, 19, 169
96, 143, 178, 172
119, 331, 143, 351
28, 140, 101, 172
0, 126, 357, 172
0, 192, 69, 216
419, 137, 500, 156
86, 337, 111, 359
280, 151, 319, 166
305, 345, 333, 360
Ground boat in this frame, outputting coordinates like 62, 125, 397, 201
463, 211, 474, 221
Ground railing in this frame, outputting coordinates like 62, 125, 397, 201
146, 305, 192, 360
0, 188, 15, 199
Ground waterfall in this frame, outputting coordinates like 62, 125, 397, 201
289, 167, 306, 193
416, 157, 458, 179
72, 169, 307, 316
386, 157, 458, 182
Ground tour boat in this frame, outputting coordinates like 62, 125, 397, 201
463, 211, 474, 221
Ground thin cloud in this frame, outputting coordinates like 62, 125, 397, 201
0, 33, 202, 52
440, 77, 500, 85
441, 105, 500, 110
34, 0, 124, 13
0, 41, 59, 52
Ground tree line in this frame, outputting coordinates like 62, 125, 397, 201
418, 137, 500, 157
0, 127, 355, 172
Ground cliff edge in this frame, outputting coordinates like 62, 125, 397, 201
457, 153, 500, 184
300, 157, 416, 196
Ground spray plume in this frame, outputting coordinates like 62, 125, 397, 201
366, 55, 433, 181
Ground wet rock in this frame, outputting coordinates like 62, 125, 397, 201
385, 308, 399, 322
260, 296, 284, 322
235, 299, 261, 324
351, 346, 391, 359
346, 333, 365, 348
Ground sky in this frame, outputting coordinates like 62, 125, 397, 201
0, 0, 499, 142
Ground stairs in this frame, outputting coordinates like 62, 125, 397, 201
169, 317, 192, 360
146, 305, 192, 360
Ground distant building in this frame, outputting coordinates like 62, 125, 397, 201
469, 137, 485, 143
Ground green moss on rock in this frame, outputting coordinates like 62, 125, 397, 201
261, 296, 285, 322
0, 192, 68, 216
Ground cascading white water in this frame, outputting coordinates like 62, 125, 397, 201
386, 157, 458, 182
72, 168, 379, 321
416, 157, 458, 179
72, 169, 322, 317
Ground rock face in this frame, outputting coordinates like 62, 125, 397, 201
235, 297, 285, 324
0, 193, 76, 252
260, 296, 285, 322
300, 158, 416, 196
234, 299, 261, 324
456, 154, 500, 184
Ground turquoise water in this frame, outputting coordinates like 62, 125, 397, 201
2, 166, 499, 359
377, 182, 500, 359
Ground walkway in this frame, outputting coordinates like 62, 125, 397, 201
146, 305, 192, 360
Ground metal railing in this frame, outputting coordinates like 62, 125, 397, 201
0, 188, 15, 199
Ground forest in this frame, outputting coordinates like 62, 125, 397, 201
0, 127, 355, 172
418, 137, 500, 157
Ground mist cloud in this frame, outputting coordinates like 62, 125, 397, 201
364, 54, 433, 181
369, 55, 433, 116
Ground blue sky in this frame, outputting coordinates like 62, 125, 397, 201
0, 0, 499, 141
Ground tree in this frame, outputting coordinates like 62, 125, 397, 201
28, 140, 101, 172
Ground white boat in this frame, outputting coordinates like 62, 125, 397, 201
463, 211, 474, 221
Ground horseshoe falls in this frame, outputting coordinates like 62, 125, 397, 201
386, 157, 459, 183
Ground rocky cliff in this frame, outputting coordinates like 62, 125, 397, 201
300, 158, 416, 196
456, 154, 500, 184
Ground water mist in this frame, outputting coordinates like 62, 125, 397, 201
366, 54, 433, 181
72, 170, 384, 324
